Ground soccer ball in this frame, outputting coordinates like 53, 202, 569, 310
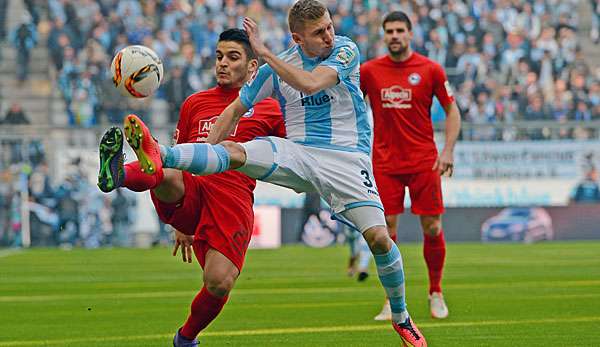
111, 45, 163, 98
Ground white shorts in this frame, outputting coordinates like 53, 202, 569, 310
238, 136, 384, 216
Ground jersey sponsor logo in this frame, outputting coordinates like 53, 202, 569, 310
444, 80, 454, 97
171, 129, 180, 146
299, 92, 335, 107
335, 46, 355, 66
408, 73, 421, 85
197, 115, 238, 141
380, 85, 412, 109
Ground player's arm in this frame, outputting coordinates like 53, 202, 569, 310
243, 17, 338, 95
434, 101, 461, 176
265, 54, 337, 95
432, 64, 461, 176
206, 97, 248, 144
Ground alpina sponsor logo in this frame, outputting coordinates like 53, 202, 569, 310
197, 116, 238, 141
381, 85, 412, 109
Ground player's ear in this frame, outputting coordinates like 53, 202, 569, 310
291, 32, 303, 45
247, 58, 258, 75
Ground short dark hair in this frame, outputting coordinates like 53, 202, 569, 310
218, 28, 256, 60
382, 11, 412, 31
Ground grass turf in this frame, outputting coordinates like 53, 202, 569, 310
1, 241, 599, 346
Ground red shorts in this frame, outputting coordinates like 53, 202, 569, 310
374, 169, 444, 216
151, 172, 254, 271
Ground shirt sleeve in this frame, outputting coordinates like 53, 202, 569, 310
320, 40, 360, 80
239, 64, 276, 109
431, 63, 455, 108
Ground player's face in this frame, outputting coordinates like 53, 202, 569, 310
293, 12, 335, 58
215, 41, 257, 89
383, 21, 413, 56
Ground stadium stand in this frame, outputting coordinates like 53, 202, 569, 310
0, 0, 599, 247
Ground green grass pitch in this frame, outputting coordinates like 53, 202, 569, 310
1, 241, 600, 346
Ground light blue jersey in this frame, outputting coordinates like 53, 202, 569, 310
239, 36, 371, 154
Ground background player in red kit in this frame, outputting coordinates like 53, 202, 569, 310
360, 11, 461, 320
97, 29, 285, 346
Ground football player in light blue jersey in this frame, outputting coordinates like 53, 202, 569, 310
124, 1, 426, 345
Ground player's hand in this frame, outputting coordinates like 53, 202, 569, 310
433, 149, 454, 177
172, 229, 194, 263
243, 17, 269, 57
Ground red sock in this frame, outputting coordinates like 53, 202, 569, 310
123, 161, 164, 192
390, 232, 397, 243
423, 230, 446, 294
180, 286, 228, 339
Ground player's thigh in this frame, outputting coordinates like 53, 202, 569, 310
407, 170, 444, 215
194, 181, 255, 271
373, 170, 407, 215
341, 205, 387, 233
238, 137, 316, 193
151, 171, 203, 235
151, 168, 185, 203
309, 149, 382, 214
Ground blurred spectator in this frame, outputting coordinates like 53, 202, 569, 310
592, 0, 600, 44
9, 17, 37, 84
2, 103, 30, 125
0, 0, 8, 42
572, 167, 600, 203
164, 64, 193, 123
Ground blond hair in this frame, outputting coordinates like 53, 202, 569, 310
288, 0, 328, 33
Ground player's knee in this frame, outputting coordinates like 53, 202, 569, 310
364, 226, 392, 253
421, 216, 442, 236
220, 141, 246, 169
204, 271, 237, 297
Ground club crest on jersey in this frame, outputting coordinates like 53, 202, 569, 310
197, 115, 238, 141
335, 46, 355, 66
242, 107, 254, 118
408, 73, 421, 85
381, 85, 412, 109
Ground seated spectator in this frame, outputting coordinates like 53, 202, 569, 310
2, 103, 30, 125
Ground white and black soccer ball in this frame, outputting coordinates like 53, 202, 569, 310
110, 45, 163, 98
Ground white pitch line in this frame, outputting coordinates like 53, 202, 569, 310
0, 316, 599, 346
2, 279, 600, 302
0, 249, 21, 258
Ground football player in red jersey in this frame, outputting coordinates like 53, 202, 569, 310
97, 29, 285, 346
360, 11, 461, 320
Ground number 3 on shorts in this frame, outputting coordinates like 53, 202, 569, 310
360, 170, 373, 188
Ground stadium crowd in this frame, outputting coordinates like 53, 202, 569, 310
2, 0, 600, 248
31, 0, 599, 135
0, 149, 141, 248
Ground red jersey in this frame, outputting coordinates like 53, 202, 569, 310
360, 53, 454, 174
176, 85, 285, 194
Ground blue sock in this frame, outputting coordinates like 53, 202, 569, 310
374, 244, 409, 323
161, 143, 230, 175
